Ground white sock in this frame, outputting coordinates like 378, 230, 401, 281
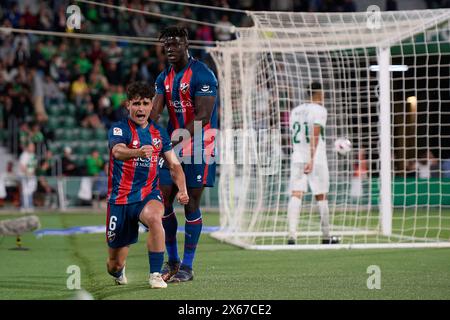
287, 196, 302, 239
318, 200, 330, 238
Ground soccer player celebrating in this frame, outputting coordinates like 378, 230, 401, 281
151, 26, 218, 282
106, 82, 189, 289
287, 82, 339, 245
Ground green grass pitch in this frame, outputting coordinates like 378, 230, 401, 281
0, 212, 449, 300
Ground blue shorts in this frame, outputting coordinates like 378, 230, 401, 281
158, 159, 216, 188
106, 190, 163, 249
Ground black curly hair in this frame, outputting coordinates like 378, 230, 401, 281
126, 82, 155, 101
159, 26, 189, 42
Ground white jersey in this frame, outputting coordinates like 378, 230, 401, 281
290, 103, 327, 165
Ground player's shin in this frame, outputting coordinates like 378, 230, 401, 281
183, 209, 202, 269
287, 196, 302, 239
318, 200, 330, 238
162, 206, 180, 263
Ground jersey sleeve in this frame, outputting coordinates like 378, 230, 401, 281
155, 71, 166, 95
193, 66, 218, 97
313, 107, 327, 127
108, 123, 131, 149
160, 127, 172, 153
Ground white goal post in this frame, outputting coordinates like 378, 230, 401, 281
208, 9, 450, 249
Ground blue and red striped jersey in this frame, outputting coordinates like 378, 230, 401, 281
155, 57, 218, 158
107, 118, 172, 205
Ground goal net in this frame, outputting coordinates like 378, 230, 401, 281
208, 9, 450, 249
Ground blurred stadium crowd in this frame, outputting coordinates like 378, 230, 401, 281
3, 0, 447, 211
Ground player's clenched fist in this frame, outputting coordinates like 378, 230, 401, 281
138, 145, 153, 158
176, 190, 189, 205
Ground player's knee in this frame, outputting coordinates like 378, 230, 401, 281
291, 191, 303, 199
184, 202, 199, 214
141, 209, 162, 229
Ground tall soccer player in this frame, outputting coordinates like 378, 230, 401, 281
287, 82, 339, 245
150, 26, 218, 282
106, 82, 189, 289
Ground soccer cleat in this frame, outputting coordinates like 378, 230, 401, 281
161, 261, 180, 282
149, 272, 168, 289
287, 238, 296, 245
168, 265, 194, 283
113, 267, 128, 285
322, 236, 340, 244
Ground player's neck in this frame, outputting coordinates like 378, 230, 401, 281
172, 56, 190, 73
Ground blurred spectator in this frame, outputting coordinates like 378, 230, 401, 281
30, 122, 45, 147
110, 85, 127, 111
93, 162, 109, 202
2, 161, 20, 207
86, 150, 104, 177
416, 150, 439, 178
43, 74, 65, 105
38, 2, 53, 30
18, 122, 31, 151
105, 41, 123, 66
62, 146, 79, 176
124, 63, 143, 86
18, 142, 37, 212
215, 15, 234, 41
351, 149, 368, 200
81, 101, 104, 129
34, 159, 57, 208
105, 62, 122, 86
71, 74, 89, 106
88, 40, 105, 62
75, 51, 93, 76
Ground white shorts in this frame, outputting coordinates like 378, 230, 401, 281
289, 161, 329, 195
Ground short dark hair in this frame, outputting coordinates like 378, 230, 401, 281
307, 81, 322, 97
126, 82, 155, 100
159, 26, 189, 41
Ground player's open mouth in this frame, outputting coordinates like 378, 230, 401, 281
136, 114, 146, 120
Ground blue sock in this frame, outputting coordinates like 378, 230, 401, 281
162, 206, 180, 263
183, 209, 202, 269
148, 251, 164, 274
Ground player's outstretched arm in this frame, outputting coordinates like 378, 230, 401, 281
163, 149, 189, 205
112, 143, 153, 161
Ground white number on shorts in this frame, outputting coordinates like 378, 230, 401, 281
109, 216, 117, 231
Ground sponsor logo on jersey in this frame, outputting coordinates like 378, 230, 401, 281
196, 174, 202, 182
200, 84, 210, 93
169, 100, 193, 113
113, 127, 122, 136
132, 140, 139, 148
180, 82, 189, 94
165, 84, 170, 92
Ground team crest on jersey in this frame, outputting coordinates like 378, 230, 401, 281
180, 82, 189, 94
152, 137, 161, 150
113, 127, 122, 136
